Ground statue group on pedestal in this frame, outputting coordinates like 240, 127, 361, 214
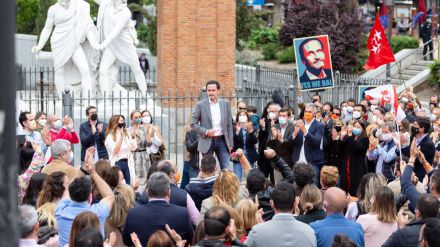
32, 0, 147, 98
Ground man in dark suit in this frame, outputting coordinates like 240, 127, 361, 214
298, 38, 332, 83
401, 117, 435, 181
79, 106, 108, 161
123, 172, 194, 246
191, 80, 234, 170
266, 107, 295, 184
290, 103, 324, 185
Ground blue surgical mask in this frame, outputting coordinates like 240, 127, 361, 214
134, 118, 142, 125
278, 117, 287, 125
353, 127, 363, 136
53, 120, 62, 130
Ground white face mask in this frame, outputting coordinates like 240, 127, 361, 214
38, 119, 47, 126
268, 112, 276, 120
53, 119, 63, 130
372, 115, 378, 123
278, 117, 287, 125
382, 133, 393, 142
289, 117, 295, 124
67, 151, 74, 163
401, 97, 408, 103
142, 116, 151, 124
430, 114, 437, 122
342, 106, 347, 115
370, 105, 377, 112
238, 115, 248, 123
352, 111, 361, 119
346, 106, 353, 113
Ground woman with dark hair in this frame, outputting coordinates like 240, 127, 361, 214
68, 211, 116, 247
105, 115, 137, 187
35, 111, 47, 133
140, 109, 166, 178
232, 110, 258, 180
342, 120, 370, 195
21, 173, 48, 206
17, 139, 46, 203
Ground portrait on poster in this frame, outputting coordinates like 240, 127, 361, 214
293, 35, 334, 91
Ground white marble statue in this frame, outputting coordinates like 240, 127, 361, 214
32, 0, 99, 98
95, 0, 147, 97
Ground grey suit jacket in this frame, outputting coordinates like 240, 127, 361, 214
245, 214, 317, 247
190, 98, 234, 153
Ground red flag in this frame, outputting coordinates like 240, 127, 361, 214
364, 15, 396, 70
418, 0, 427, 24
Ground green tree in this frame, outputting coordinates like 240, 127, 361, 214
16, 0, 39, 34
236, 0, 265, 50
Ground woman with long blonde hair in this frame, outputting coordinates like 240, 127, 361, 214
235, 199, 263, 241
105, 115, 137, 187
356, 186, 397, 247
105, 184, 135, 247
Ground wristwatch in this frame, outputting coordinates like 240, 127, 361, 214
80, 167, 90, 175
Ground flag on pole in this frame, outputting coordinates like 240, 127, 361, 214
364, 15, 396, 70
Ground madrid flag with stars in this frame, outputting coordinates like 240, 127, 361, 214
364, 15, 396, 70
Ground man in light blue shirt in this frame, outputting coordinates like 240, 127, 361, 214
56, 148, 115, 247
311, 187, 364, 247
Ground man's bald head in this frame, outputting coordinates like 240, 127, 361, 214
156, 160, 177, 177
324, 187, 347, 214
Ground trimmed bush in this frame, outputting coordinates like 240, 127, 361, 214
390, 35, 419, 53
429, 59, 440, 86
248, 28, 279, 49
262, 43, 279, 61
276, 47, 295, 64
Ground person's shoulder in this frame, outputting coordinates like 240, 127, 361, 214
91, 201, 111, 217
294, 219, 315, 233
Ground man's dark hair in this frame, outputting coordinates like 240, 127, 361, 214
247, 169, 266, 195
429, 169, 440, 194
354, 104, 366, 113
416, 117, 431, 134
331, 234, 356, 247
299, 38, 324, 62
421, 218, 440, 247
347, 98, 356, 104
204, 207, 230, 237
19, 111, 31, 128
156, 160, 174, 176
85, 106, 96, 116
293, 162, 315, 188
206, 80, 220, 90
417, 194, 440, 219
374, 107, 386, 116
322, 102, 334, 112
271, 181, 295, 212
247, 105, 257, 114
279, 107, 290, 116
69, 177, 92, 202
147, 172, 170, 198
74, 228, 103, 247
200, 155, 216, 174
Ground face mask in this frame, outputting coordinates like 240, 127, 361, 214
38, 119, 47, 126
370, 105, 377, 112
352, 127, 362, 136
90, 113, 98, 121
268, 112, 276, 120
331, 114, 339, 120
53, 120, 63, 130
411, 126, 419, 136
352, 111, 361, 119
238, 115, 248, 123
372, 115, 378, 123
118, 122, 126, 129
375, 128, 382, 140
29, 120, 37, 130
342, 107, 347, 115
346, 106, 353, 113
142, 116, 151, 124
67, 151, 74, 163
431, 114, 437, 122
289, 117, 295, 124
134, 118, 142, 125
304, 112, 314, 122
334, 126, 342, 132
401, 97, 408, 103
278, 117, 287, 125
382, 133, 393, 142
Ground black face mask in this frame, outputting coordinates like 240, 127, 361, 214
118, 122, 126, 129
334, 126, 342, 132
90, 113, 98, 121
411, 126, 419, 136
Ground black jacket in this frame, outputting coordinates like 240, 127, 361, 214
250, 187, 274, 221
382, 219, 425, 247
185, 176, 216, 211
79, 120, 108, 161
123, 200, 194, 246
194, 239, 245, 247
185, 130, 199, 167
271, 155, 295, 183
233, 127, 259, 164
137, 184, 188, 208
401, 134, 435, 181
295, 209, 327, 224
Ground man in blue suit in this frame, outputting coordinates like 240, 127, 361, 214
290, 103, 324, 185
123, 172, 194, 246
79, 106, 108, 161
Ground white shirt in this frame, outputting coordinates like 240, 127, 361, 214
298, 119, 314, 163
209, 99, 223, 136
280, 125, 287, 138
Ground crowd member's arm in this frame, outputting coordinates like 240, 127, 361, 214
186, 194, 201, 226
367, 135, 378, 161
264, 149, 294, 183
17, 142, 46, 202
84, 148, 115, 208
400, 141, 421, 210
237, 148, 251, 199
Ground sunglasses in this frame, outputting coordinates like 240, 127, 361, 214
238, 107, 247, 110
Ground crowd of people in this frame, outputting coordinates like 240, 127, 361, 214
16, 80, 440, 247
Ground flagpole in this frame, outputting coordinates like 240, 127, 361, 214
395, 61, 408, 90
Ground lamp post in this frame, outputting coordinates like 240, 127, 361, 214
385, 0, 395, 83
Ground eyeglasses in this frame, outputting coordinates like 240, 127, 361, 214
238, 107, 247, 110
334, 113, 341, 116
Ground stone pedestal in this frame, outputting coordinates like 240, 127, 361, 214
157, 0, 236, 98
